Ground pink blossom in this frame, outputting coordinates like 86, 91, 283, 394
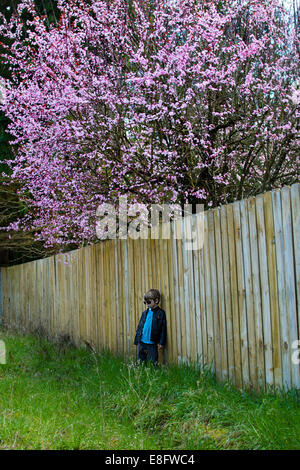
0, 0, 298, 248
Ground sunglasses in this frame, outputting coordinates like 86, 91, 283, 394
143, 299, 154, 305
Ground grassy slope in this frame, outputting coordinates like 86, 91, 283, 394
0, 328, 300, 450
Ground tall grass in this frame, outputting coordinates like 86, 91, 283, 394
0, 327, 300, 450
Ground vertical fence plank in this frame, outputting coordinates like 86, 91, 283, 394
15, 266, 19, 329
10, 268, 14, 328
290, 184, 300, 373
290, 184, 300, 316
5, 268, 9, 328
7, 267, 12, 329
1, 268, 5, 325
227, 204, 242, 388
16, 266, 20, 330
160, 233, 171, 364
272, 189, 291, 389
91, 246, 98, 348
42, 259, 48, 334
128, 237, 136, 358
133, 238, 143, 354
62, 255, 67, 335
203, 212, 214, 371
85, 248, 91, 345
102, 242, 109, 351
208, 210, 222, 380
220, 205, 235, 384
122, 239, 130, 356
192, 213, 203, 364
105, 242, 111, 351
54, 256, 61, 336
65, 254, 71, 337
110, 240, 117, 354
97, 242, 106, 350
240, 198, 257, 389
176, 220, 187, 361
248, 197, 265, 390
66, 253, 72, 343
117, 239, 124, 355
9, 266, 17, 328
14, 267, 19, 329
36, 260, 43, 332
7, 267, 13, 329
61, 256, 67, 336
17, 264, 22, 331
186, 215, 197, 363
91, 247, 96, 345
199, 224, 208, 368
81, 249, 87, 343
158, 235, 169, 363
214, 207, 228, 381
256, 194, 274, 387
1, 268, 7, 326
264, 191, 283, 388
172, 219, 182, 363
30, 262, 36, 333
48, 257, 55, 338
166, 225, 177, 364
182, 216, 195, 362
70, 250, 79, 347
233, 202, 250, 388
146, 227, 154, 292
55, 255, 61, 336
12, 267, 17, 329
153, 227, 161, 294
281, 187, 300, 389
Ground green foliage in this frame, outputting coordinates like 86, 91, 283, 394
1, 328, 300, 450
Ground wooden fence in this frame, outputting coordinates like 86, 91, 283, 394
0, 183, 299, 391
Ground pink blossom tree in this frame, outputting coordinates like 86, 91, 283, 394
0, 0, 299, 248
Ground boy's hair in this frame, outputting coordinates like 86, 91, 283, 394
144, 289, 160, 303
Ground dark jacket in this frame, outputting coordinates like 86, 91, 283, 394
134, 306, 167, 346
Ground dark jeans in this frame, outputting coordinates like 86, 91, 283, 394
137, 342, 158, 366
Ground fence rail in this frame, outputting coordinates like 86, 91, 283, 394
1, 183, 300, 390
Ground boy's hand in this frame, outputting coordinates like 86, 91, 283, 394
158, 344, 163, 350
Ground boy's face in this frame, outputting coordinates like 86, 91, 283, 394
144, 297, 158, 309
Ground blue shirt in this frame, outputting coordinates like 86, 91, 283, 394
141, 309, 155, 344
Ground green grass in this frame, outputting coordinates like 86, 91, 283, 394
0, 327, 300, 450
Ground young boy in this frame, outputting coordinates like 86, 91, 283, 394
134, 289, 167, 366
